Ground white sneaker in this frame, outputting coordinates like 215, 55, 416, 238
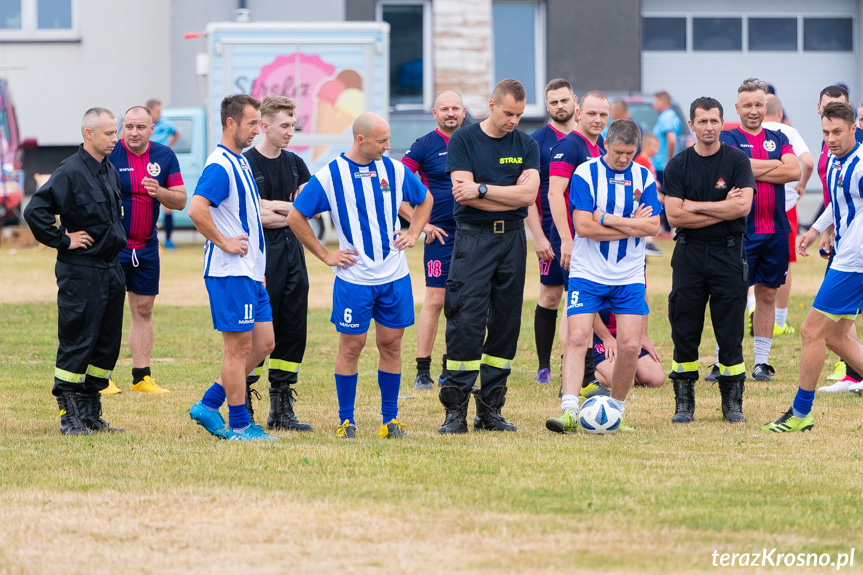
849, 381, 863, 396
817, 376, 859, 393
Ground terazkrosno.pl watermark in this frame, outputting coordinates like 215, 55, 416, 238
712, 549, 855, 570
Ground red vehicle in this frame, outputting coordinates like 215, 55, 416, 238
0, 78, 24, 225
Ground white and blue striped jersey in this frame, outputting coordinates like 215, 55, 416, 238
569, 157, 662, 285
293, 154, 428, 286
193, 145, 266, 281
813, 143, 863, 273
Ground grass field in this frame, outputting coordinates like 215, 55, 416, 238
1, 238, 862, 574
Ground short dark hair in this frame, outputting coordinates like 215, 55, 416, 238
220, 94, 261, 129
821, 101, 856, 126
545, 78, 572, 96
124, 106, 153, 123
605, 119, 641, 147
689, 97, 724, 122
820, 84, 849, 102
492, 79, 526, 103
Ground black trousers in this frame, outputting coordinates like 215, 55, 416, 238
443, 224, 526, 400
53, 260, 125, 396
263, 228, 308, 386
668, 236, 748, 383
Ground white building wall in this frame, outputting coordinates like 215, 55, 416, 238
433, 0, 492, 116
0, 0, 172, 145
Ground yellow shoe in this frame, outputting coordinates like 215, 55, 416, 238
100, 378, 122, 395
773, 323, 796, 336
131, 375, 170, 393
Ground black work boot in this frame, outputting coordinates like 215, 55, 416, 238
719, 380, 747, 423
267, 384, 313, 431
245, 381, 261, 424
671, 380, 695, 423
77, 393, 124, 433
438, 386, 469, 434
57, 392, 90, 436
473, 385, 517, 432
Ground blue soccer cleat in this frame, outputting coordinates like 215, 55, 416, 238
189, 401, 232, 439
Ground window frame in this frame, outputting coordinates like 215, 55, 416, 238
0, 0, 79, 42
642, 12, 855, 54
376, 0, 433, 110
491, 0, 546, 116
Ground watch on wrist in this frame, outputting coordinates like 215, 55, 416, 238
477, 183, 488, 199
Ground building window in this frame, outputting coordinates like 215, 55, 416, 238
492, 0, 545, 109
378, 1, 431, 108
0, 0, 77, 40
643, 17, 686, 51
804, 17, 853, 51
693, 17, 741, 51
748, 18, 797, 51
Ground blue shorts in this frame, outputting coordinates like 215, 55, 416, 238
566, 278, 649, 316
591, 334, 649, 367
745, 233, 789, 288
331, 275, 415, 334
204, 276, 272, 332
539, 241, 569, 286
119, 244, 159, 295
813, 269, 863, 318
423, 229, 456, 288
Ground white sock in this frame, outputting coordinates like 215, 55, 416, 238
609, 397, 625, 414
754, 337, 772, 365
561, 394, 579, 413
775, 307, 788, 328
715, 344, 720, 364
747, 293, 756, 313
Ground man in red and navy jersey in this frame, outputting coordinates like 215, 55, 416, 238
401, 90, 465, 390
720, 78, 800, 382
108, 106, 186, 394
525, 78, 577, 386
546, 90, 608, 398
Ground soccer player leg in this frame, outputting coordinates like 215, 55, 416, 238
667, 241, 710, 423
562, 279, 605, 405
607, 283, 650, 406
416, 236, 451, 388
332, 277, 375, 431
535, 241, 565, 382
708, 239, 748, 422
372, 275, 414, 434
750, 234, 789, 380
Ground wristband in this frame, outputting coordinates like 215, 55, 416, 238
600, 211, 606, 226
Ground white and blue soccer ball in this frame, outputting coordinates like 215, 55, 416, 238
579, 396, 622, 434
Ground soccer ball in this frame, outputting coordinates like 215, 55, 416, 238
579, 396, 622, 434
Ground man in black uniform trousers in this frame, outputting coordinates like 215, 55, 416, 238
664, 97, 755, 424
438, 79, 540, 433
243, 94, 313, 431
24, 107, 127, 435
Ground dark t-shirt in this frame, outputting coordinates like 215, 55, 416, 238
445, 122, 541, 222
243, 147, 311, 203
663, 144, 756, 240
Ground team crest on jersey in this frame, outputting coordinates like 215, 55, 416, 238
838, 175, 844, 187
380, 178, 391, 193
763, 140, 776, 152
716, 178, 727, 189
633, 188, 642, 201
146, 162, 161, 177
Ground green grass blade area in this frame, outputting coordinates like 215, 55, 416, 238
1, 240, 862, 573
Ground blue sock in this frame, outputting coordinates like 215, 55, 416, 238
792, 387, 815, 418
228, 403, 250, 430
378, 370, 401, 423
164, 212, 174, 238
335, 373, 358, 425
201, 382, 226, 410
